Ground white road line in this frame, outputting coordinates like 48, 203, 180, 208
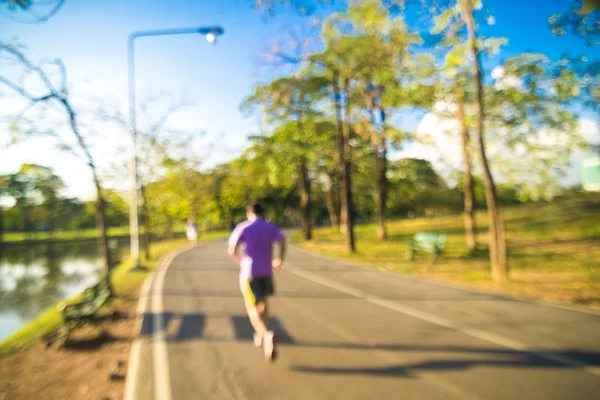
280, 298, 485, 400
152, 244, 197, 400
124, 341, 143, 400
291, 245, 600, 316
123, 245, 196, 400
287, 264, 600, 377
124, 270, 155, 400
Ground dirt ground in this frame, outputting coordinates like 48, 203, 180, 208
0, 298, 137, 400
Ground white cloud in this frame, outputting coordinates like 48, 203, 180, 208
560, 118, 600, 187
580, 118, 600, 145
491, 66, 504, 80
491, 65, 523, 90
406, 110, 600, 190
391, 110, 463, 182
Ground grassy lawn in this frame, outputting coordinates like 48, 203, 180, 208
1, 226, 230, 243
200, 230, 231, 241
0, 232, 228, 355
294, 195, 600, 308
2, 226, 136, 242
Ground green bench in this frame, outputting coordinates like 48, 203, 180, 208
61, 274, 113, 340
406, 232, 446, 262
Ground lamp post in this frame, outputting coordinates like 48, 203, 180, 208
127, 26, 224, 268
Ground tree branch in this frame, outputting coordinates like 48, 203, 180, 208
0, 75, 55, 102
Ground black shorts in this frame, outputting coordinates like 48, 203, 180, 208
240, 276, 275, 305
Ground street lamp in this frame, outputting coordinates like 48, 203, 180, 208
127, 26, 224, 268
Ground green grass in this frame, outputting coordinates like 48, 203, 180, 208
0, 225, 231, 243
200, 230, 231, 241
295, 195, 600, 308
2, 226, 135, 242
0, 231, 229, 355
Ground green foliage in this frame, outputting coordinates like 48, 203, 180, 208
549, 0, 599, 44
3, 0, 594, 256
1, 165, 132, 234
485, 53, 585, 199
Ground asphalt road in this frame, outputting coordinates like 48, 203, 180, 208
126, 240, 600, 400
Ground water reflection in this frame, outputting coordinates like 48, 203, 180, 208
0, 239, 129, 341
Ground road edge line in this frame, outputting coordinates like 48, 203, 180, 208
152, 244, 197, 400
123, 271, 156, 400
291, 244, 600, 316
123, 244, 196, 400
287, 264, 600, 377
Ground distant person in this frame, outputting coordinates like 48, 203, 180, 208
228, 202, 286, 362
186, 218, 199, 244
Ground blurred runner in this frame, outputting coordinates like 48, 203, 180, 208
186, 218, 199, 244
228, 202, 286, 362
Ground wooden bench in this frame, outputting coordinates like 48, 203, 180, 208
406, 232, 446, 262
61, 274, 113, 340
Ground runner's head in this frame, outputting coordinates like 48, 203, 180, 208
247, 202, 264, 221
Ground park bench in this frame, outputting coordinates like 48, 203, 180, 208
406, 232, 446, 262
60, 274, 113, 340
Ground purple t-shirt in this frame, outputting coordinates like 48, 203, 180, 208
228, 218, 285, 278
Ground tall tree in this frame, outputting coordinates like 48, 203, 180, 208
428, 6, 501, 252
335, 0, 431, 239
458, 0, 507, 281
313, 121, 341, 229
456, 91, 477, 251
242, 75, 329, 240
269, 33, 359, 251
0, 42, 112, 273
97, 95, 195, 260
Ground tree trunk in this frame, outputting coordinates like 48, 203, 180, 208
340, 78, 356, 252
166, 218, 174, 240
49, 210, 56, 239
140, 184, 151, 261
0, 206, 3, 244
93, 185, 111, 273
375, 139, 388, 240
324, 172, 340, 228
457, 93, 477, 252
62, 99, 112, 274
364, 91, 388, 241
297, 157, 312, 240
24, 206, 32, 239
460, 0, 507, 282
333, 172, 341, 227
332, 75, 349, 237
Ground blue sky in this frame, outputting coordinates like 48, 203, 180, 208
0, 0, 596, 199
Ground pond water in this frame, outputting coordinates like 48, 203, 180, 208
0, 238, 129, 341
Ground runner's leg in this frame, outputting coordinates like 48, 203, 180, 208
257, 299, 269, 329
243, 299, 268, 337
240, 278, 268, 336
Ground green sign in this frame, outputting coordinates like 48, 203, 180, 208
581, 156, 600, 191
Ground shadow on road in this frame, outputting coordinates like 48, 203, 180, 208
159, 289, 507, 302
137, 311, 600, 376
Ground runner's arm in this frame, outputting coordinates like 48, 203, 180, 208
279, 237, 286, 264
228, 226, 244, 263
272, 236, 286, 272
228, 243, 242, 263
